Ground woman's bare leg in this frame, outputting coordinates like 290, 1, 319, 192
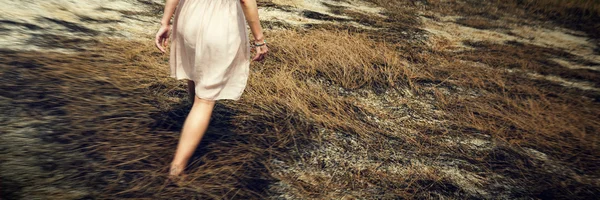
169, 85, 216, 177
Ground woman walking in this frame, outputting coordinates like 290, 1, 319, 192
154, 0, 268, 179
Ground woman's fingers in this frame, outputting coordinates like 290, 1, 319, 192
155, 33, 166, 53
250, 45, 267, 62
163, 30, 169, 48
155, 37, 164, 53
259, 47, 267, 61
163, 37, 168, 50
252, 49, 261, 61
154, 26, 170, 53
252, 47, 263, 61
252, 46, 268, 62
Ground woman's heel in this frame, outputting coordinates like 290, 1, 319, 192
168, 163, 186, 183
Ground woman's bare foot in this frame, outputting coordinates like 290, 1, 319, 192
168, 163, 186, 183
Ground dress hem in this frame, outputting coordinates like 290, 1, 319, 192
170, 75, 244, 101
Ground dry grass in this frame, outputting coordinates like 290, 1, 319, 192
512, 0, 600, 40
1, 29, 425, 199
458, 40, 600, 86
425, 0, 600, 38
2, 0, 600, 199
455, 17, 505, 30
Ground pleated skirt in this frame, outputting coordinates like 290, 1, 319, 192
169, 0, 251, 101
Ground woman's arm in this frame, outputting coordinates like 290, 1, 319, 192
160, 0, 180, 26
155, 0, 180, 53
240, 0, 268, 61
240, 0, 264, 42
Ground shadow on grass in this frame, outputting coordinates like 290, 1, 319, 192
149, 98, 273, 196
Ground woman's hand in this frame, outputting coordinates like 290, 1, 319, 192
155, 25, 170, 53
252, 44, 268, 62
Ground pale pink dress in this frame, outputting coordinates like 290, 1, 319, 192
169, 0, 251, 101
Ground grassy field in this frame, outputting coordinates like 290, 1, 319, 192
2, 0, 599, 199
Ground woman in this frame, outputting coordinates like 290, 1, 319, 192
154, 0, 268, 179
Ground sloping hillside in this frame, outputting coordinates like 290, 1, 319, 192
1, 0, 598, 199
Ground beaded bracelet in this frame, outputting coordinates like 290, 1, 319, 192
252, 39, 267, 48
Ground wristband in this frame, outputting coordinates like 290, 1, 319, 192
252, 39, 267, 47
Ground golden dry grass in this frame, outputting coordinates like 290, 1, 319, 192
2, 0, 600, 199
